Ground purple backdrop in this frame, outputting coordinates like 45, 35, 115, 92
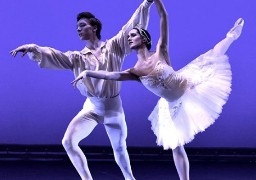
0, 0, 256, 147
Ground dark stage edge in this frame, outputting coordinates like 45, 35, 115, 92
0, 145, 256, 180
0, 144, 256, 162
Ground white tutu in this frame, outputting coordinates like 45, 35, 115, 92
148, 50, 232, 150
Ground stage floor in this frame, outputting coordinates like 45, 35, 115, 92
0, 160, 255, 180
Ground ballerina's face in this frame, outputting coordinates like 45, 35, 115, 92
127, 29, 145, 50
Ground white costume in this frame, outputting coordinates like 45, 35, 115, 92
26, 0, 152, 179
140, 50, 231, 150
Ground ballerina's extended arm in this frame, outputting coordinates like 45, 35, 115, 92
154, 0, 171, 65
71, 69, 138, 87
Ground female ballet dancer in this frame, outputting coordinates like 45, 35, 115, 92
72, 0, 244, 179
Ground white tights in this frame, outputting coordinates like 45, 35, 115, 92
62, 96, 135, 180
212, 36, 235, 56
173, 146, 189, 180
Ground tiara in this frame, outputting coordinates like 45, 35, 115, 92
134, 25, 151, 44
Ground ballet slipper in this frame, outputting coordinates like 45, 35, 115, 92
226, 18, 244, 40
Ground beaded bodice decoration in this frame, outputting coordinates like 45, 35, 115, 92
139, 61, 189, 102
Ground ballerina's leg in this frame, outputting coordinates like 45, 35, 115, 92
212, 18, 244, 55
172, 146, 190, 180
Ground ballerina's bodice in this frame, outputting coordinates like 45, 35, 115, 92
139, 61, 189, 102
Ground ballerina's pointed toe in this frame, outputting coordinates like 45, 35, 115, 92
235, 18, 244, 27
226, 18, 244, 40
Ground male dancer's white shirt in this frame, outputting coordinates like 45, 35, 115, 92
28, 0, 152, 98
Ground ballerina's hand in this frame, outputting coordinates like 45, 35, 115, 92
71, 70, 87, 88
10, 44, 34, 57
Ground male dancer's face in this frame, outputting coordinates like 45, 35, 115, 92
77, 18, 96, 40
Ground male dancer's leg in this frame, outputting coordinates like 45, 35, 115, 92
62, 109, 100, 180
104, 100, 135, 180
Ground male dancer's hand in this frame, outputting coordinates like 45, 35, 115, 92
10, 44, 35, 57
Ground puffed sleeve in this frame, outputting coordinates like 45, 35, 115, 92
27, 44, 74, 70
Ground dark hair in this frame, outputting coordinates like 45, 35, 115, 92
77, 12, 102, 40
133, 28, 152, 50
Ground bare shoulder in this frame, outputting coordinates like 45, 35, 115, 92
155, 47, 170, 65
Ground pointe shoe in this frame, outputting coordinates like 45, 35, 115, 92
226, 18, 244, 40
